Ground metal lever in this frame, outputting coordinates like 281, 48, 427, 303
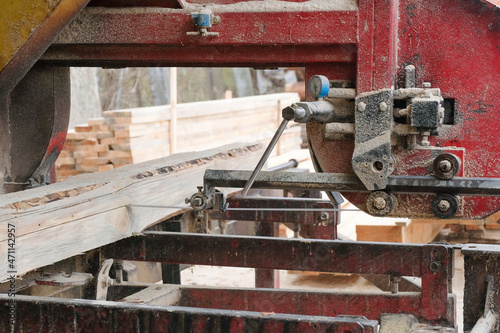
241, 119, 289, 196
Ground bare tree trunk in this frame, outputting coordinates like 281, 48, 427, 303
232, 68, 254, 97
69, 67, 102, 128
148, 67, 170, 106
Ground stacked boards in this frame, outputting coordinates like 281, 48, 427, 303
56, 93, 301, 181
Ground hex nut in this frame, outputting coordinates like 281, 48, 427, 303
438, 200, 451, 212
373, 197, 387, 210
429, 260, 441, 273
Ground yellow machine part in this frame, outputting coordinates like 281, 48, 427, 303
0, 0, 88, 77
0, 0, 61, 71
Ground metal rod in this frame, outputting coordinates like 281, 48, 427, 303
205, 170, 500, 196
241, 119, 289, 196
128, 204, 190, 209
225, 207, 360, 212
128, 204, 359, 212
268, 158, 299, 172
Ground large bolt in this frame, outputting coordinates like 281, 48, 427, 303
193, 197, 203, 207
373, 197, 387, 210
422, 82, 431, 89
437, 200, 451, 212
319, 212, 329, 226
429, 260, 441, 273
438, 160, 452, 172
357, 102, 367, 112
379, 102, 388, 113
390, 275, 402, 294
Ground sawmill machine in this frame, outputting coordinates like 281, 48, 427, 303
1, 0, 500, 332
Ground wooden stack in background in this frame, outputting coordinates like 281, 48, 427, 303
56, 93, 302, 181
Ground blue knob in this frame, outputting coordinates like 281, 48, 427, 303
191, 13, 212, 28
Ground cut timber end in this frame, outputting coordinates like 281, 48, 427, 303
0, 143, 264, 282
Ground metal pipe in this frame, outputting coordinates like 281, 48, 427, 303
241, 119, 289, 196
327, 88, 356, 99
205, 170, 500, 196
268, 159, 299, 172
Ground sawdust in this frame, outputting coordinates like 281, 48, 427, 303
85, 0, 357, 13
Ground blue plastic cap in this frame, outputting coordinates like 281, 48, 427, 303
307, 75, 330, 98
191, 13, 212, 28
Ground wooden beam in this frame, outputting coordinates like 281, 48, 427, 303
356, 220, 445, 244
0, 143, 263, 282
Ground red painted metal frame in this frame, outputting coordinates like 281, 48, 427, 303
210, 196, 337, 239
307, 0, 500, 219
101, 231, 455, 325
39, 0, 500, 219
0, 294, 379, 332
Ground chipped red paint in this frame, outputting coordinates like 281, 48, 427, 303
308, 0, 500, 219
46, 129, 68, 156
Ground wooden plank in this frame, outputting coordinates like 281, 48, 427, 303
356, 220, 445, 244
0, 143, 264, 282
402, 220, 445, 244
356, 225, 404, 243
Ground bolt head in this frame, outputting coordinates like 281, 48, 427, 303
320, 212, 328, 220
429, 260, 441, 273
193, 197, 203, 207
357, 102, 367, 112
438, 160, 452, 172
437, 199, 451, 212
422, 82, 431, 89
373, 197, 387, 210
379, 102, 388, 113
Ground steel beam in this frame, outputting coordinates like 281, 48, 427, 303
0, 294, 378, 333
101, 231, 453, 323
203, 170, 500, 196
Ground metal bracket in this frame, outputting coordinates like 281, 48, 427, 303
352, 89, 394, 191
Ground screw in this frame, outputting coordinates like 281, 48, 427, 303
373, 197, 387, 210
193, 197, 203, 207
429, 260, 441, 273
422, 82, 431, 89
421, 133, 430, 146
379, 102, 388, 113
437, 200, 451, 212
390, 275, 401, 294
319, 212, 329, 226
438, 160, 452, 172
357, 102, 367, 112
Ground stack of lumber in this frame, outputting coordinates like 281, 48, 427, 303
56, 93, 301, 181
56, 118, 114, 180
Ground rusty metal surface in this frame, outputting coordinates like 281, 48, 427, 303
26, 0, 499, 219
203, 170, 500, 196
0, 294, 379, 333
210, 196, 337, 239
307, 0, 500, 219
101, 232, 454, 325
